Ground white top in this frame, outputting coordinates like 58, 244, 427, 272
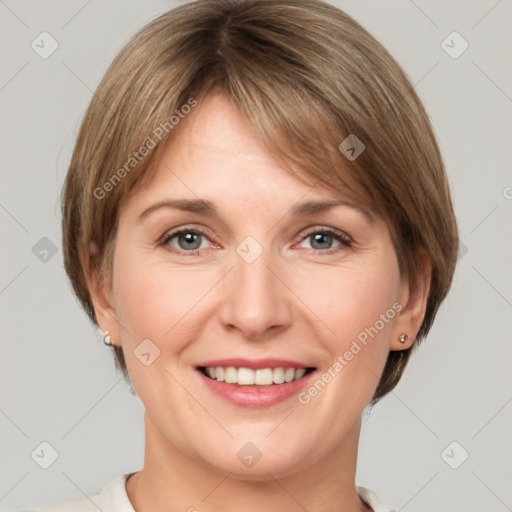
13, 473, 396, 512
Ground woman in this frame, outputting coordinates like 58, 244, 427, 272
27, 0, 458, 510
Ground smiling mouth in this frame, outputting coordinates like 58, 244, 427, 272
197, 366, 316, 386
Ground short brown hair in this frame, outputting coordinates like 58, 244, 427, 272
61, 0, 458, 404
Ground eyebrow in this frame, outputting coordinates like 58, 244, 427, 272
137, 198, 374, 223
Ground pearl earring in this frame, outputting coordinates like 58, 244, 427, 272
103, 330, 114, 346
398, 333, 409, 344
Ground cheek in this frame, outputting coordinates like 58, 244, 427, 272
297, 257, 400, 337
111, 257, 210, 403
112, 251, 215, 347
297, 259, 400, 388
293, 294, 395, 419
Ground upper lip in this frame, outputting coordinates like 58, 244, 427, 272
196, 358, 315, 370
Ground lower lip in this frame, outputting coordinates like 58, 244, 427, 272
196, 369, 316, 408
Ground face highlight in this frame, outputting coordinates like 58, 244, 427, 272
100, 91, 409, 479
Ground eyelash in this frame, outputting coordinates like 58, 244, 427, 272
159, 225, 353, 256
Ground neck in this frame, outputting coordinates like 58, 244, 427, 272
126, 412, 371, 512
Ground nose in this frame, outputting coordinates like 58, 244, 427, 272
217, 244, 293, 341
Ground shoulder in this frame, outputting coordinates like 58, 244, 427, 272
6, 473, 135, 512
357, 485, 397, 512
6, 494, 101, 512
8, 477, 392, 512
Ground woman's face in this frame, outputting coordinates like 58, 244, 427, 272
98, 91, 416, 479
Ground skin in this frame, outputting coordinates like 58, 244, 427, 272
85, 90, 430, 512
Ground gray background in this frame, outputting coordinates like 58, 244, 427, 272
1, 1, 511, 510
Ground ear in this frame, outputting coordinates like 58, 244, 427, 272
390, 251, 432, 351
80, 241, 121, 346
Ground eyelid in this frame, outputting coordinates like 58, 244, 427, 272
160, 224, 353, 254
298, 225, 352, 244
159, 224, 217, 249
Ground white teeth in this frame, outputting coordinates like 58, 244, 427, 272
237, 367, 255, 385
294, 368, 306, 380
224, 366, 237, 383
284, 368, 295, 383
202, 366, 311, 386
273, 367, 285, 384
255, 368, 273, 385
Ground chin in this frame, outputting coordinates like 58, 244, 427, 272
195, 433, 312, 481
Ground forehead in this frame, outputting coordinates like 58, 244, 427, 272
157, 92, 304, 190
125, 94, 325, 202
120, 90, 376, 227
